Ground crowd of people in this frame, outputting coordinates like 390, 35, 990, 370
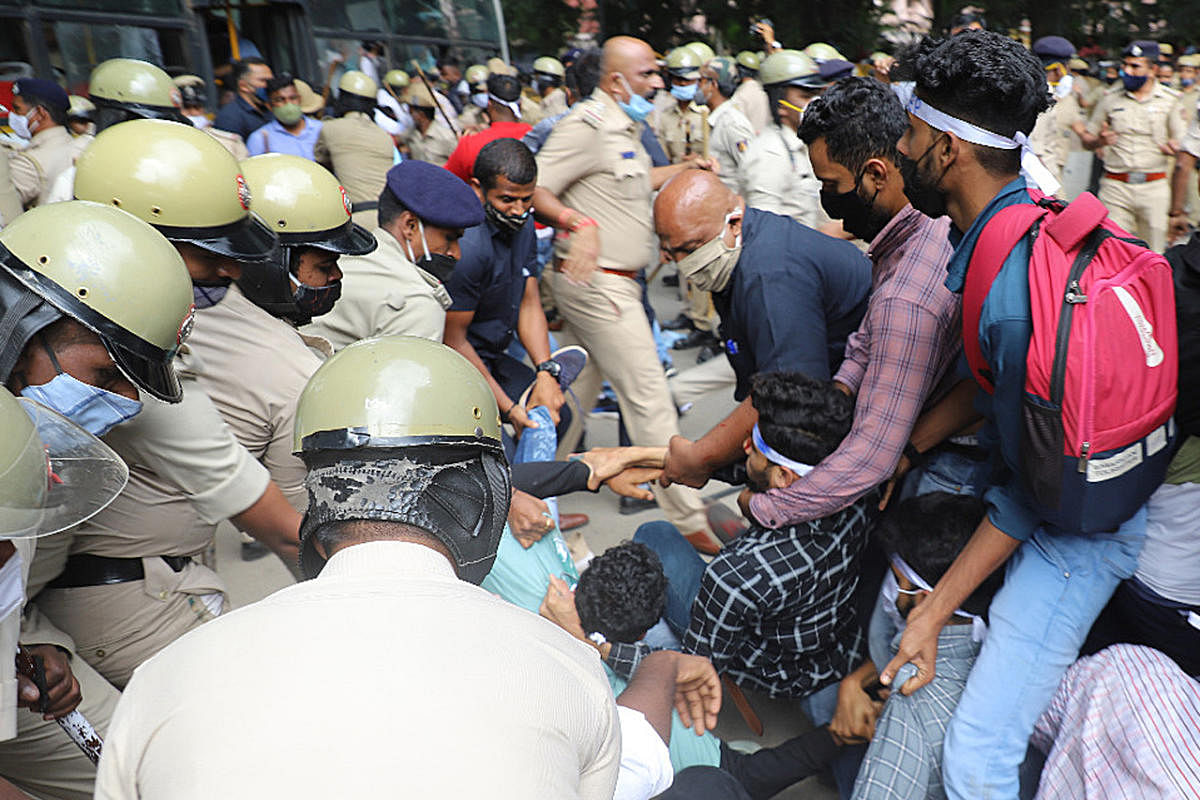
0, 9, 1198, 800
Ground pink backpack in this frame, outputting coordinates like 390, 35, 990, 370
962, 190, 1178, 533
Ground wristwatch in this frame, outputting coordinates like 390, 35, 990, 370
536, 359, 562, 379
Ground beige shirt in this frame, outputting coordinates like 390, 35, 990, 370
314, 112, 395, 205
182, 285, 322, 511
205, 128, 249, 161
96, 541, 621, 800
738, 123, 824, 228
537, 88, 655, 272
708, 101, 755, 193
731, 78, 771, 135
1030, 91, 1082, 183
0, 155, 21, 226
541, 87, 569, 119
7, 127, 90, 209
1088, 82, 1186, 173
653, 100, 705, 164
302, 226, 450, 349
403, 120, 458, 166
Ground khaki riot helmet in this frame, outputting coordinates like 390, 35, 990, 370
758, 49, 825, 89
338, 70, 378, 99
236, 154, 377, 324
383, 70, 411, 90
293, 336, 510, 583
0, 201, 194, 402
465, 64, 489, 89
683, 41, 716, 64
405, 82, 438, 111
804, 43, 847, 63
88, 58, 187, 130
0, 387, 129, 538
67, 95, 95, 119
533, 56, 565, 79
666, 47, 704, 80
735, 51, 761, 72
73, 119, 277, 262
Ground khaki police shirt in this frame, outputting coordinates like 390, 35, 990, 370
536, 88, 656, 273
654, 101, 706, 164
738, 123, 825, 229
1030, 92, 1082, 184
541, 88, 569, 120
459, 104, 488, 133
520, 94, 545, 126
314, 112, 395, 205
0, 155, 20, 226
708, 101, 755, 193
404, 121, 458, 166
1088, 82, 1186, 173
302, 226, 451, 349
7, 126, 90, 209
182, 285, 322, 512
731, 79, 771, 135
206, 127, 249, 161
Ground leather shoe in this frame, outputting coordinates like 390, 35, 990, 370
684, 529, 722, 556
660, 313, 694, 331
695, 341, 724, 363
619, 495, 658, 515
672, 329, 718, 350
558, 512, 589, 531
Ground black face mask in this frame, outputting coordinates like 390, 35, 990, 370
819, 170, 889, 242
417, 253, 457, 283
484, 201, 531, 235
899, 136, 949, 220
192, 277, 232, 309
290, 276, 342, 322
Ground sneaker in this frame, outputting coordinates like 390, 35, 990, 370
672, 329, 718, 351
548, 345, 587, 391
660, 313, 694, 331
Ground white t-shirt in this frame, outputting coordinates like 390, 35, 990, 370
613, 706, 674, 800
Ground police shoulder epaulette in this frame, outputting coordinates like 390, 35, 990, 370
579, 99, 606, 128
1161, 84, 1182, 99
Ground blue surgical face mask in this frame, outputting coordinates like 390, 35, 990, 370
19, 338, 143, 437
255, 86, 269, 102
1183, 77, 1196, 88
470, 92, 488, 109
1120, 70, 1148, 92
615, 74, 654, 123
670, 82, 698, 102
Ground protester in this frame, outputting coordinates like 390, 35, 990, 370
443, 73, 533, 181
213, 57, 273, 141
246, 74, 323, 159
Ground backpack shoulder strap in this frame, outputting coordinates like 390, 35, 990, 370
1043, 191, 1108, 252
962, 203, 1046, 393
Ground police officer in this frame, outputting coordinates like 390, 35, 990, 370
1084, 40, 1185, 252
700, 57, 756, 192
5, 78, 90, 210
45, 121, 303, 687
731, 50, 770, 134
376, 69, 413, 139
304, 159, 483, 348
459, 64, 491, 132
314, 70, 394, 233
531, 35, 714, 546
87, 58, 188, 131
737, 50, 830, 230
1030, 36, 1083, 193
655, 48, 706, 164
66, 95, 96, 137
402, 82, 459, 166
534, 56, 570, 120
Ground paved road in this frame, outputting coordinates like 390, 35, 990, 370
214, 274, 841, 799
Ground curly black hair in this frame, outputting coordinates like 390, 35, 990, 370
750, 371, 854, 467
904, 30, 1050, 176
799, 76, 908, 174
575, 542, 668, 644
874, 491, 1002, 617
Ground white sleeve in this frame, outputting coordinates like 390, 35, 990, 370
613, 706, 674, 800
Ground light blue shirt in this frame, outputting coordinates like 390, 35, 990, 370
245, 116, 323, 160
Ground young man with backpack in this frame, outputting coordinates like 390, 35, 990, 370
883, 31, 1177, 798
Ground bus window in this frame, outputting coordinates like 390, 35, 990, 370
33, 0, 182, 13
43, 21, 189, 93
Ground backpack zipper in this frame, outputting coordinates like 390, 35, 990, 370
1051, 229, 1106, 470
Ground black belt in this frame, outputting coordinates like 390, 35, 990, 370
351, 201, 379, 213
47, 554, 192, 589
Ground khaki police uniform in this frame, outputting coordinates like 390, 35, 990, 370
206, 127, 250, 161
0, 157, 20, 226
1174, 87, 1200, 226
403, 121, 458, 167
1030, 91, 1082, 194
731, 79, 771, 135
708, 101, 755, 193
1089, 81, 1186, 252
302, 226, 451, 349
541, 87, 569, 120
314, 112, 395, 232
459, 104, 488, 133
654, 101, 706, 164
183, 285, 322, 512
738, 122, 826, 229
6, 127, 90, 209
34, 361, 270, 689
520, 93, 545, 126
536, 88, 707, 535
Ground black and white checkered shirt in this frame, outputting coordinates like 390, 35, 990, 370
608, 498, 872, 698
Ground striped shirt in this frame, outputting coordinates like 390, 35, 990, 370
1030, 644, 1200, 799
750, 205, 961, 529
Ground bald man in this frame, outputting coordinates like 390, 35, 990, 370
531, 36, 722, 552
654, 170, 871, 491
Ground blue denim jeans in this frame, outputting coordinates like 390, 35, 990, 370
942, 507, 1147, 799
514, 406, 559, 524
634, 521, 705, 639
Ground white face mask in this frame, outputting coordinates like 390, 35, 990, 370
186, 113, 211, 129
8, 112, 31, 141
879, 569, 922, 632
674, 209, 743, 293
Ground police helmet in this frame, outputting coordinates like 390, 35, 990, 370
88, 58, 187, 129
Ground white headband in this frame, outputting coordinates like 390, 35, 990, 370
900, 87, 1060, 197
891, 554, 988, 643
488, 93, 522, 119
751, 424, 814, 477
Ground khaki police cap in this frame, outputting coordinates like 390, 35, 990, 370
735, 51, 761, 71
405, 82, 437, 109
88, 58, 180, 109
294, 335, 502, 454
338, 70, 378, 99
759, 49, 823, 88
486, 57, 516, 76
533, 56, 566, 78
239, 154, 376, 254
465, 65, 489, 86
294, 79, 323, 114
73, 119, 276, 262
0, 200, 194, 401
383, 69, 411, 89
1178, 54, 1200, 68
804, 42, 846, 62
666, 48, 703, 79
683, 42, 716, 64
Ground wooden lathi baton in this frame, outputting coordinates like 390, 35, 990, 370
16, 647, 102, 765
